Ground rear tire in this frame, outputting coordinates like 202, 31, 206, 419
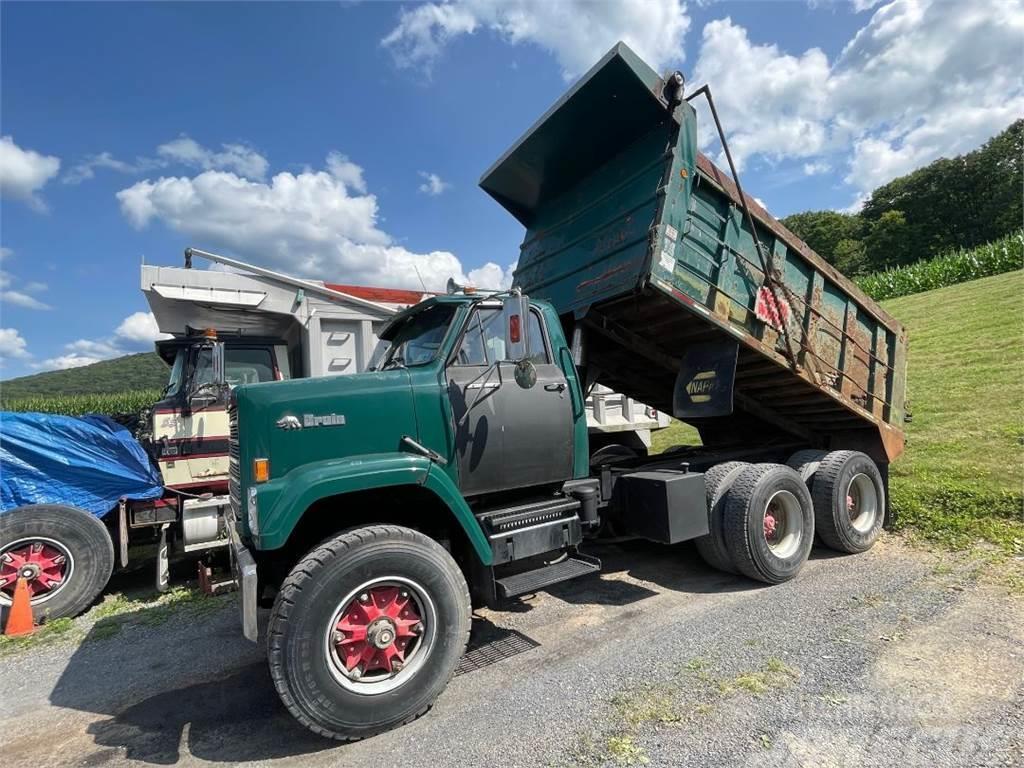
811, 451, 885, 553
0, 504, 114, 621
786, 449, 826, 485
722, 464, 814, 584
268, 525, 471, 741
694, 461, 749, 574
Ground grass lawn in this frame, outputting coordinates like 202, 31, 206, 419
882, 270, 1023, 553
649, 270, 1024, 554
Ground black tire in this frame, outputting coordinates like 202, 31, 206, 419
268, 525, 471, 741
694, 461, 749, 574
786, 449, 827, 485
589, 443, 639, 467
811, 451, 885, 553
0, 504, 114, 621
722, 464, 815, 584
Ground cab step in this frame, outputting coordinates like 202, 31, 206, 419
477, 496, 583, 565
495, 553, 601, 599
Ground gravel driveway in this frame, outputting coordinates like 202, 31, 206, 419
2, 536, 1021, 767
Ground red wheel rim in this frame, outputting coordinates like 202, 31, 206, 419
331, 584, 425, 681
0, 538, 72, 603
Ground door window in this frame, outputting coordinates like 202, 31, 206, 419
454, 309, 506, 365
526, 310, 549, 364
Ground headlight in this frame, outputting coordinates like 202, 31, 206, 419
247, 487, 259, 536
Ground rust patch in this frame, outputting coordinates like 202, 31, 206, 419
575, 262, 631, 293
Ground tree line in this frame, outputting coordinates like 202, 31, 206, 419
781, 120, 1022, 276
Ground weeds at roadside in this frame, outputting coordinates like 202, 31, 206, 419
0, 617, 79, 658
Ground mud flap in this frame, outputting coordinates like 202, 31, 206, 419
672, 340, 738, 419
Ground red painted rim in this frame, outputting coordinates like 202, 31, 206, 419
0, 539, 72, 602
332, 585, 424, 677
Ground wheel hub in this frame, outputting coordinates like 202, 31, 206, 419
332, 585, 423, 679
0, 540, 70, 600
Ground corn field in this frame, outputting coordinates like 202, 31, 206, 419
1, 389, 163, 417
857, 230, 1024, 301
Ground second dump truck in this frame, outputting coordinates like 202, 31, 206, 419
226, 43, 907, 739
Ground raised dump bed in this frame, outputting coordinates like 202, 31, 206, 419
481, 42, 907, 464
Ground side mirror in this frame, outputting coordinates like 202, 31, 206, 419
514, 359, 537, 389
501, 292, 529, 363
211, 341, 226, 386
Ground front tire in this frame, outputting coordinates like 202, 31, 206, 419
0, 504, 114, 621
268, 525, 471, 741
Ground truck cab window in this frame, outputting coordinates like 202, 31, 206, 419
454, 308, 506, 365
526, 310, 549, 364
193, 347, 276, 389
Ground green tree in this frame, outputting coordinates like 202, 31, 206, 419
832, 238, 869, 276
864, 210, 912, 269
780, 210, 864, 266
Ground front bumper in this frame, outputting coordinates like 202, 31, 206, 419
226, 508, 259, 642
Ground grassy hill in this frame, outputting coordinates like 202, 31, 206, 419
654, 270, 1024, 554
883, 270, 1023, 552
1, 352, 167, 400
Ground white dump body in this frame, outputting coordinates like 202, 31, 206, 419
142, 262, 423, 378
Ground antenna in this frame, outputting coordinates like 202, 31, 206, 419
412, 265, 428, 293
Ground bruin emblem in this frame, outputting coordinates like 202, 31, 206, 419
276, 413, 347, 429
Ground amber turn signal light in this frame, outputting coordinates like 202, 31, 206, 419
253, 458, 270, 483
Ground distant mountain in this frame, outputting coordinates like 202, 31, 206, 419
1, 352, 169, 399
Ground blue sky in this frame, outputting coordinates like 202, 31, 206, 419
1, 1, 1021, 378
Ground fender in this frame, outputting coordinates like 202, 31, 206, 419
253, 452, 492, 565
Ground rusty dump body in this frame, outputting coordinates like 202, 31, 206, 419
481, 43, 907, 463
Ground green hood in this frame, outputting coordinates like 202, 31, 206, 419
235, 369, 417, 481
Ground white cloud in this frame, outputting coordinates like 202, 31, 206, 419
467, 261, 517, 290
0, 328, 29, 361
803, 161, 831, 176
1, 290, 51, 311
116, 154, 504, 291
382, 0, 689, 79
418, 171, 450, 196
38, 353, 102, 371
33, 311, 171, 372
157, 136, 269, 179
326, 152, 367, 193
0, 135, 61, 210
63, 151, 163, 185
115, 311, 171, 344
0, 248, 51, 311
692, 2, 1024, 201
692, 19, 831, 171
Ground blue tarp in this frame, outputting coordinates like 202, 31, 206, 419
0, 412, 164, 517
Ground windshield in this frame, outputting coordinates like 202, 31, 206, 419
369, 304, 456, 370
194, 346, 277, 389
163, 349, 187, 396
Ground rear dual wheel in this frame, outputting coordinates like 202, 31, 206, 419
722, 464, 815, 584
268, 525, 470, 741
803, 450, 885, 553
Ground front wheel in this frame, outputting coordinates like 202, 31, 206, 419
268, 525, 471, 741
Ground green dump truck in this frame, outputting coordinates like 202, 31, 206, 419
226, 42, 908, 740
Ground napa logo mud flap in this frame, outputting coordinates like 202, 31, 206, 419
672, 341, 739, 419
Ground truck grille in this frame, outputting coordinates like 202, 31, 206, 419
228, 401, 240, 519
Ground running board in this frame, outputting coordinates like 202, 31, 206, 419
495, 553, 601, 599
